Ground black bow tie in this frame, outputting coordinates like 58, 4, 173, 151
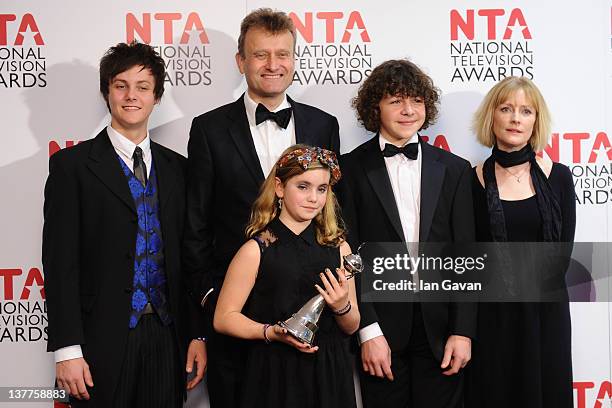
255, 103, 292, 129
382, 143, 419, 160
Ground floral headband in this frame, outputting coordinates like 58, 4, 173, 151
277, 147, 341, 185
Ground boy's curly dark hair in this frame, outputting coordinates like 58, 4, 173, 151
352, 59, 440, 132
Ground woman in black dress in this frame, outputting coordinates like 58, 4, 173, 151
467, 76, 576, 408
213, 145, 360, 408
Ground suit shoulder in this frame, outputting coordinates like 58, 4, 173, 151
152, 143, 187, 175
339, 138, 375, 178
432, 145, 471, 168
192, 100, 236, 124
153, 142, 186, 162
293, 101, 337, 122
341, 137, 375, 161
49, 138, 94, 165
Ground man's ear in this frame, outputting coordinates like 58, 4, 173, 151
235, 52, 245, 74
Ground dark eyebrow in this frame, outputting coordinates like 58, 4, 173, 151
111, 79, 152, 86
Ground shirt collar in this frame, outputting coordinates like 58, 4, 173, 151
378, 132, 419, 152
243, 92, 291, 128
107, 125, 151, 160
269, 217, 316, 246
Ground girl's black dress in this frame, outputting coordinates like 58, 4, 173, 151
239, 217, 356, 408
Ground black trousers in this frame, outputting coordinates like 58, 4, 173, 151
359, 304, 463, 408
113, 314, 182, 408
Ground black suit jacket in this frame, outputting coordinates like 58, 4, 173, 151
337, 135, 476, 360
43, 130, 195, 407
183, 95, 340, 334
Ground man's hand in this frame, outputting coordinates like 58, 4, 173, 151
186, 339, 207, 390
441, 335, 471, 376
56, 357, 93, 400
361, 335, 394, 381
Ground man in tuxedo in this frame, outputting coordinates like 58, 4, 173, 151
43, 42, 206, 407
183, 8, 340, 407
338, 59, 476, 408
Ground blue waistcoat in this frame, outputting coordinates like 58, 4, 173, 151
118, 156, 172, 328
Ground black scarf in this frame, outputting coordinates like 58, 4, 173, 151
483, 144, 562, 242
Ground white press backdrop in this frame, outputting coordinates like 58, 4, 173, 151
0, 1, 610, 407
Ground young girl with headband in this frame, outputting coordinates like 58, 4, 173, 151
214, 144, 360, 407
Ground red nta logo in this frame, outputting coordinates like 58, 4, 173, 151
450, 9, 531, 41
289, 11, 370, 44
541, 132, 612, 164
0, 14, 44, 46
574, 381, 612, 408
126, 12, 209, 45
0, 268, 45, 301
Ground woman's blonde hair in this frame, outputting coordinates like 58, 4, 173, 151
245, 144, 346, 247
472, 76, 552, 151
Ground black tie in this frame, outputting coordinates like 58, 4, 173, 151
132, 146, 148, 187
382, 143, 419, 160
255, 103, 292, 129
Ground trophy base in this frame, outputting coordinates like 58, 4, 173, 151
278, 315, 318, 345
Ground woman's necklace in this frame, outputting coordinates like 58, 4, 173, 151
500, 163, 529, 183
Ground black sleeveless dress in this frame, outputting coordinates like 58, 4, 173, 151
466, 163, 575, 408
239, 218, 356, 408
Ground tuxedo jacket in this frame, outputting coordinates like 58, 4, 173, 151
338, 135, 476, 360
43, 130, 196, 407
183, 94, 340, 333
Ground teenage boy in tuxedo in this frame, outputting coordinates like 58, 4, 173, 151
44, 42, 205, 407
338, 59, 476, 408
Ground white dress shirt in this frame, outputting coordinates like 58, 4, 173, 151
54, 125, 152, 363
244, 92, 296, 177
107, 125, 152, 177
358, 133, 422, 344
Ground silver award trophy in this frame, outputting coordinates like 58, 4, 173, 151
278, 251, 363, 345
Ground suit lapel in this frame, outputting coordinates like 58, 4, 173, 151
87, 129, 136, 214
150, 143, 176, 211
288, 96, 309, 145
227, 96, 265, 185
363, 136, 406, 242
419, 138, 445, 242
